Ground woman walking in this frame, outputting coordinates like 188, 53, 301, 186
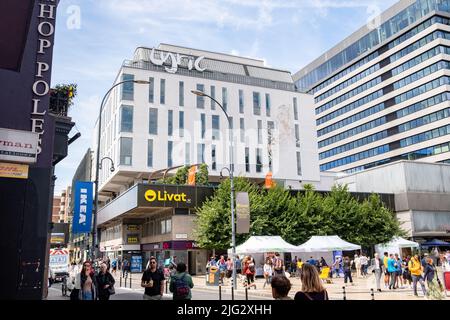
243, 256, 256, 289
371, 253, 383, 292
75, 261, 98, 300
263, 257, 273, 288
97, 262, 115, 300
423, 257, 445, 300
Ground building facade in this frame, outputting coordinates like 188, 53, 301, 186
95, 44, 321, 272
294, 0, 450, 173
52, 196, 61, 223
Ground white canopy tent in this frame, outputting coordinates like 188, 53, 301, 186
228, 236, 299, 254
295, 235, 361, 252
375, 237, 419, 257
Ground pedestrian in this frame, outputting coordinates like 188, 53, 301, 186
141, 256, 165, 300
387, 254, 398, 290
263, 257, 273, 288
243, 256, 256, 289
354, 254, 361, 278
111, 258, 117, 275
432, 247, 440, 266
360, 253, 369, 277
421, 253, 428, 268
122, 258, 129, 277
271, 275, 293, 300
383, 252, 390, 288
371, 253, 383, 292
76, 261, 97, 300
332, 257, 341, 278
441, 255, 450, 272
409, 254, 426, 297
97, 262, 115, 300
292, 256, 298, 275
402, 257, 412, 288
423, 257, 445, 300
296, 258, 303, 278
218, 255, 227, 284
169, 256, 178, 277
273, 252, 284, 276
306, 256, 316, 266
48, 267, 54, 288
225, 257, 233, 284
343, 256, 353, 286
170, 262, 194, 300
206, 256, 217, 273
394, 254, 403, 288
294, 263, 329, 300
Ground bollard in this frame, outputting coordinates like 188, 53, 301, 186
120, 274, 122, 287
231, 286, 234, 301
219, 284, 222, 300
371, 288, 375, 300
166, 279, 169, 294
245, 287, 248, 300
129, 273, 132, 288
342, 286, 346, 300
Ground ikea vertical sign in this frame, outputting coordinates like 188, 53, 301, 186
72, 181, 93, 234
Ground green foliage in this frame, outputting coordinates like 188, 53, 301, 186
195, 178, 404, 249
156, 165, 209, 186
195, 164, 209, 186
54, 83, 78, 107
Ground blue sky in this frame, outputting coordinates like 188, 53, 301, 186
52, 0, 398, 195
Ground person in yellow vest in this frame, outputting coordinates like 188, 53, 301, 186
383, 252, 389, 288
408, 254, 426, 297
296, 259, 303, 278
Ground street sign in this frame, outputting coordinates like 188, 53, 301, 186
0, 162, 29, 179
0, 128, 38, 163
236, 192, 250, 234
72, 181, 93, 234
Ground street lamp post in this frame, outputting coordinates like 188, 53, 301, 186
91, 79, 149, 261
191, 90, 237, 290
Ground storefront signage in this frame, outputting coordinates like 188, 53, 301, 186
131, 256, 142, 272
144, 189, 189, 203
50, 233, 65, 244
72, 181, 93, 234
0, 128, 38, 164
0, 162, 29, 179
150, 48, 206, 74
31, 0, 57, 155
175, 234, 188, 239
127, 235, 139, 244
236, 192, 250, 234
127, 225, 139, 231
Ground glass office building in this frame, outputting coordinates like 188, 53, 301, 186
294, 0, 450, 173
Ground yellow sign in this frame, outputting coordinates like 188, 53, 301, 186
127, 236, 139, 244
0, 162, 29, 179
145, 189, 187, 202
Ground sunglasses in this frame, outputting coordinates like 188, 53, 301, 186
150, 261, 156, 264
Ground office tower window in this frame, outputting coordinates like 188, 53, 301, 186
201, 113, 206, 139
265, 93, 271, 116
168, 110, 173, 136
197, 143, 205, 163
293, 97, 298, 120
197, 84, 205, 108
179, 111, 184, 137
253, 92, 261, 115
121, 74, 134, 101
296, 151, 302, 176
295, 124, 300, 147
185, 143, 190, 165
267, 121, 274, 144
256, 148, 262, 173
120, 137, 132, 165
149, 108, 158, 135
120, 105, 133, 132
210, 85, 216, 110
229, 116, 233, 130
245, 147, 250, 172
257, 120, 262, 144
212, 145, 217, 171
168, 141, 173, 167
179, 81, 184, 107
212, 115, 220, 140
147, 139, 153, 167
239, 89, 244, 114
240, 118, 245, 143
222, 87, 228, 111
148, 77, 154, 103
160, 79, 165, 104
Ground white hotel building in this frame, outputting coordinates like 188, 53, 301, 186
93, 44, 321, 270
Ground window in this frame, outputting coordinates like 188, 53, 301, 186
222, 87, 228, 111
296, 152, 302, 175
212, 115, 220, 140
293, 97, 298, 120
185, 143, 190, 165
120, 137, 132, 165
168, 141, 173, 167
197, 84, 205, 108
161, 220, 166, 234
179, 111, 184, 137
268, 121, 274, 145
160, 79, 165, 104
295, 124, 300, 147
148, 77, 154, 103
121, 74, 134, 101
149, 108, 158, 135
253, 92, 261, 115
210, 85, 216, 110
201, 113, 206, 139
256, 148, 262, 173
257, 120, 262, 144
240, 118, 245, 143
197, 143, 205, 163
245, 147, 250, 172
120, 105, 133, 132
147, 140, 153, 167
168, 110, 173, 136
265, 93, 271, 116
166, 219, 172, 233
179, 81, 184, 107
239, 90, 244, 114
212, 145, 216, 171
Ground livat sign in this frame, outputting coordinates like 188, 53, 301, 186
150, 48, 206, 74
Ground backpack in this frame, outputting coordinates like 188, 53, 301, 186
173, 274, 190, 299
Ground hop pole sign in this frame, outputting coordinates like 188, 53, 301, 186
236, 192, 250, 234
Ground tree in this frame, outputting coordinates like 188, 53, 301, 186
195, 164, 209, 186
